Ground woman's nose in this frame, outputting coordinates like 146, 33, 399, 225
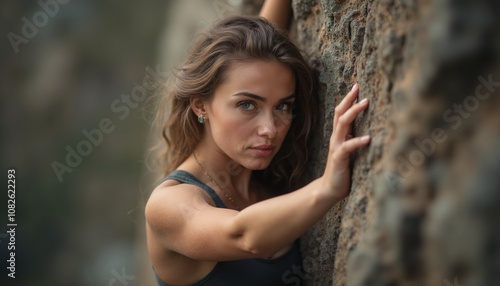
257, 113, 278, 139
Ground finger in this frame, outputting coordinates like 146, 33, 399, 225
333, 98, 369, 142
333, 84, 359, 131
346, 123, 353, 139
333, 135, 371, 162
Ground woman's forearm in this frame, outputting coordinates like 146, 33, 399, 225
230, 177, 340, 257
259, 0, 292, 30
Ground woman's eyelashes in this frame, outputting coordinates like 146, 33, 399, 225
236, 101, 295, 113
237, 101, 257, 111
276, 102, 294, 113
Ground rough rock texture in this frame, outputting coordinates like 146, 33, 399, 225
292, 0, 500, 285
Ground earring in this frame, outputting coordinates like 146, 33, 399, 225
198, 114, 205, 124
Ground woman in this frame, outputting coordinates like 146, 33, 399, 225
145, 2, 371, 285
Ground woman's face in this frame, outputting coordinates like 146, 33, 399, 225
205, 59, 296, 170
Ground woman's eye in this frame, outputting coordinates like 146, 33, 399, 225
237, 101, 256, 111
277, 102, 293, 112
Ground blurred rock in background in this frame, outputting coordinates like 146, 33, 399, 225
1, 0, 168, 285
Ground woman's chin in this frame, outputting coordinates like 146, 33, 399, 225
244, 158, 273, 170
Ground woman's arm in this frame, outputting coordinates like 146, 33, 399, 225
146, 85, 370, 260
259, 0, 292, 30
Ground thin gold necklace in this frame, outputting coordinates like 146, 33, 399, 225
193, 153, 241, 210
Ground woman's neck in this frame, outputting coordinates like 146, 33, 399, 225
191, 141, 255, 203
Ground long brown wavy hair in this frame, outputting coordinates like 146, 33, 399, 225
150, 15, 317, 193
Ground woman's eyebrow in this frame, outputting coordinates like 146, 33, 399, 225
232, 92, 296, 102
279, 94, 296, 101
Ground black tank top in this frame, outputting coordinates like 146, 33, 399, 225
154, 170, 305, 286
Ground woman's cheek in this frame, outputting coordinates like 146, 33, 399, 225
279, 118, 293, 134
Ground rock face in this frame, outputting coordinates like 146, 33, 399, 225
291, 0, 500, 285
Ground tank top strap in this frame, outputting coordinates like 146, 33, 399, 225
162, 170, 228, 209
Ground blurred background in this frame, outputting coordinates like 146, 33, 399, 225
2, 0, 500, 286
0, 0, 260, 285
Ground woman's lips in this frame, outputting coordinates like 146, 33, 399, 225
249, 145, 275, 156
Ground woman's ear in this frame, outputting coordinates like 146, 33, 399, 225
190, 96, 207, 119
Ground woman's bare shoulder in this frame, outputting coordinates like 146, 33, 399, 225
145, 177, 215, 232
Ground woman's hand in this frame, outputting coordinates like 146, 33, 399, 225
322, 84, 370, 200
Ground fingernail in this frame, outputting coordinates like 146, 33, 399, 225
359, 98, 368, 105
351, 84, 358, 91
360, 135, 370, 142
